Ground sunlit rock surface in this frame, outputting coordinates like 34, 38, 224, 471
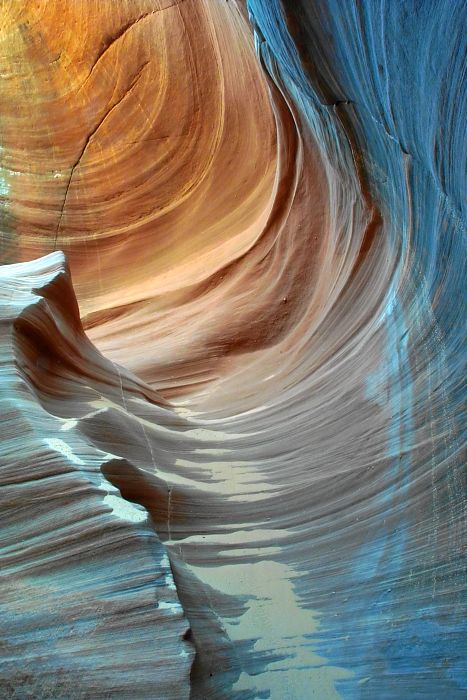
0, 1, 465, 699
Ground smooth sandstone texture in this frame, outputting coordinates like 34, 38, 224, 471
0, 1, 465, 699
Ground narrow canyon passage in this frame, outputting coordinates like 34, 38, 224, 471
0, 1, 465, 699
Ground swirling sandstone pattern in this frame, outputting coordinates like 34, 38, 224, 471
0, 1, 465, 698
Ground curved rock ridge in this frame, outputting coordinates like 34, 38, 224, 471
0, 0, 465, 699
0, 253, 193, 699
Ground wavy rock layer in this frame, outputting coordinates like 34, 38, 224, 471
0, 254, 193, 698
0, 1, 466, 699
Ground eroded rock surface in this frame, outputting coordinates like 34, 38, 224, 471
0, 1, 465, 698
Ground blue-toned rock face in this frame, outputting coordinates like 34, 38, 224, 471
0, 1, 465, 698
